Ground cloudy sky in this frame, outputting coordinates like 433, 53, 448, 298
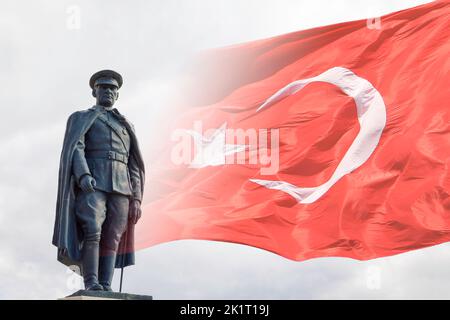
1, 0, 447, 300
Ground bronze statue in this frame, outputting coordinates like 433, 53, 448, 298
52, 70, 145, 291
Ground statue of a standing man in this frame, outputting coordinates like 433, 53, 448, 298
53, 70, 145, 291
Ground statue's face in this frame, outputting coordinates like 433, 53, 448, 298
94, 83, 119, 108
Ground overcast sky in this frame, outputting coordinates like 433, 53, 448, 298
1, 0, 447, 300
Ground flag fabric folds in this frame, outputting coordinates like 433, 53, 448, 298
136, 1, 450, 261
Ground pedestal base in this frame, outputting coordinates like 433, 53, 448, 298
61, 290, 153, 300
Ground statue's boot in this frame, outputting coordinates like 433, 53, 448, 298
99, 253, 117, 292
82, 240, 103, 291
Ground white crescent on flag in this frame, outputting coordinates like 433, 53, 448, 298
250, 67, 387, 204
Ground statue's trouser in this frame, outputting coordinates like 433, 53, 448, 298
76, 190, 130, 291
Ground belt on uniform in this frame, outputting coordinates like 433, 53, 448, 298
85, 151, 128, 164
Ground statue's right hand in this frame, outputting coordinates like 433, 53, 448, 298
80, 175, 96, 193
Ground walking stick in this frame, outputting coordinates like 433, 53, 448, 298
119, 225, 129, 293
119, 267, 124, 293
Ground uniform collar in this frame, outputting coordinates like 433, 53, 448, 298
92, 105, 126, 122
93, 105, 117, 114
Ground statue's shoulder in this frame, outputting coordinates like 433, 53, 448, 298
67, 107, 96, 123
113, 108, 135, 129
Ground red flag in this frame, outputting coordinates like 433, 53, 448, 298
136, 1, 450, 261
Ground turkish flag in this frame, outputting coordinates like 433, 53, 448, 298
136, 0, 450, 261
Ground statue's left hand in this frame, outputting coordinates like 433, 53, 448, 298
129, 199, 142, 224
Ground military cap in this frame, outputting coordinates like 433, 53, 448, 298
89, 69, 123, 89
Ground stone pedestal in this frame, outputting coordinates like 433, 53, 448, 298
61, 290, 153, 300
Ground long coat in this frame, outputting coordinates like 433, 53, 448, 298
52, 106, 145, 270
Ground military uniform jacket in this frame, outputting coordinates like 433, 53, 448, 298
52, 105, 145, 270
72, 106, 142, 200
